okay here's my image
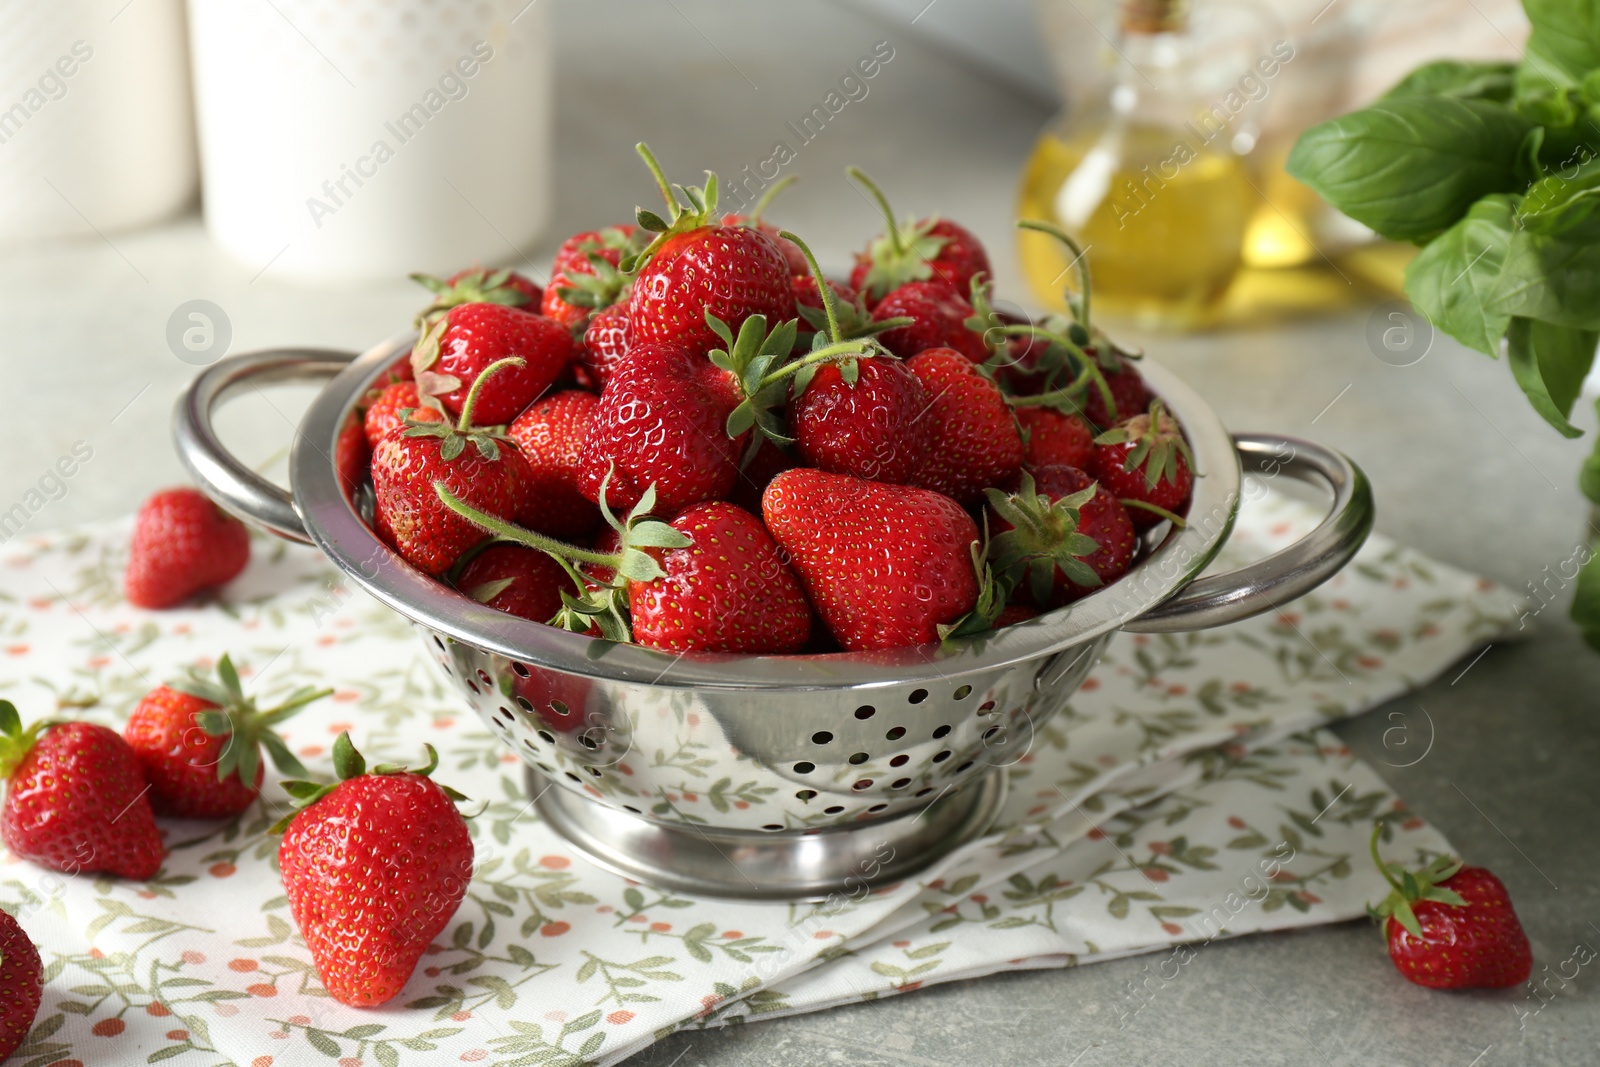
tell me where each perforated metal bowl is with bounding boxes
[174,334,1372,899]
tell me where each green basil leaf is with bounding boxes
[1286,98,1532,242]
[1518,152,1600,237]
[1570,549,1600,652]
[1518,0,1600,93]
[1489,229,1600,328]
[1581,399,1600,503]
[1381,60,1516,102]
[1505,317,1597,438]
[1403,194,1517,356]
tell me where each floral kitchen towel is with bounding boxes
[0,485,1515,1067]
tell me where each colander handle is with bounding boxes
[172,347,359,544]
[1121,433,1374,633]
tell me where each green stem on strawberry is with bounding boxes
[455,357,523,433]
[0,700,49,779]
[1018,218,1093,335]
[270,732,469,835]
[402,357,525,463]
[625,142,723,274]
[781,229,845,346]
[170,652,331,782]
[993,324,1115,416]
[1367,822,1469,940]
[847,166,909,258]
[635,141,681,226]
[1119,499,1188,528]
[748,174,798,222]
[1370,823,1405,897]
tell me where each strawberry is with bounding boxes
[123,654,327,820]
[793,275,857,314]
[629,501,811,653]
[846,167,991,305]
[335,410,370,496]
[507,390,603,539]
[540,226,640,329]
[363,380,444,449]
[729,438,797,515]
[1017,407,1093,470]
[0,702,163,880]
[125,487,251,609]
[1368,825,1532,989]
[411,266,542,328]
[1089,400,1194,529]
[791,357,930,485]
[762,468,980,651]
[872,280,988,363]
[721,174,808,275]
[906,348,1024,506]
[625,144,797,355]
[411,302,574,427]
[0,908,41,1061]
[1083,354,1152,429]
[579,303,630,389]
[274,734,473,1007]
[995,603,1040,628]
[454,543,569,623]
[372,357,535,576]
[995,465,1135,604]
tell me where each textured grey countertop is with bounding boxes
[4,2,1598,1064]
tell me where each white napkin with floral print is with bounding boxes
[0,483,1515,1067]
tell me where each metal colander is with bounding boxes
[175,334,1372,899]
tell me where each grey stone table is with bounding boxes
[3,2,1597,1064]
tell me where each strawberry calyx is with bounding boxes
[269,731,469,835]
[938,531,1011,642]
[846,166,951,303]
[553,228,646,319]
[1000,324,1116,418]
[963,272,1011,361]
[1367,822,1467,940]
[1094,400,1197,488]
[0,701,50,780]
[168,652,329,786]
[622,142,725,274]
[783,228,912,352]
[401,357,525,463]
[411,267,535,330]
[984,471,1104,606]
[708,311,802,460]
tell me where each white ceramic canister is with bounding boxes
[0,0,197,244]
[186,0,551,283]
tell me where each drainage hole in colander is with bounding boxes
[578,733,600,750]
[537,730,555,744]
[811,731,833,745]
[761,824,783,832]
[795,789,817,801]
[794,761,815,774]
[515,696,534,713]
[908,688,929,704]
[496,706,514,723]
[931,750,952,763]
[953,684,972,700]
[914,787,935,797]
[954,760,975,773]
[586,766,602,777]
[854,704,876,719]
[867,803,888,813]
[885,726,906,741]
[477,668,492,686]
[536,763,554,774]
[623,805,641,814]
[889,754,909,767]
[824,805,845,814]
[848,752,869,765]
[982,725,1000,741]
[433,635,447,652]
[550,700,571,717]
[521,738,538,751]
[891,777,911,789]
[564,772,582,783]
[932,724,952,739]
[465,679,480,694]
[852,779,873,790]
[978,700,996,713]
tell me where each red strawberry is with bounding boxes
[1088,400,1194,529]
[729,439,798,515]
[411,303,574,427]
[0,703,163,880]
[793,274,857,313]
[335,410,370,496]
[579,303,630,390]
[629,502,811,653]
[1017,407,1093,469]
[846,167,991,305]
[0,909,41,1061]
[1082,354,1151,430]
[541,226,640,328]
[995,466,1135,604]
[906,348,1024,506]
[123,654,326,819]
[995,603,1040,628]
[762,469,980,651]
[507,390,603,539]
[791,356,931,485]
[1369,826,1532,989]
[721,174,807,274]
[363,380,444,449]
[873,281,987,363]
[372,358,535,576]
[454,543,569,623]
[125,488,251,609]
[275,734,472,1007]
[411,267,542,329]
[626,144,797,354]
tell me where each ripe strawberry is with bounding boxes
[335,410,370,496]
[986,468,1109,608]
[125,487,251,609]
[0,908,41,1061]
[0,703,163,880]
[411,302,573,427]
[729,439,797,515]
[629,501,811,653]
[995,603,1040,628]
[1082,354,1151,429]
[541,226,640,328]
[791,356,929,485]
[1369,826,1532,989]
[363,380,444,449]
[626,144,796,354]
[123,654,326,820]
[721,174,808,275]
[873,280,988,363]
[507,390,602,539]
[793,275,857,314]
[372,358,535,576]
[1088,401,1194,529]
[454,543,569,623]
[999,466,1135,604]
[579,303,630,389]
[411,266,542,328]
[846,167,991,305]
[1017,407,1093,469]
[762,469,980,651]
[275,734,473,1007]
[906,348,1024,506]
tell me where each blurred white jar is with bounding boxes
[0,0,197,243]
[186,0,551,283]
